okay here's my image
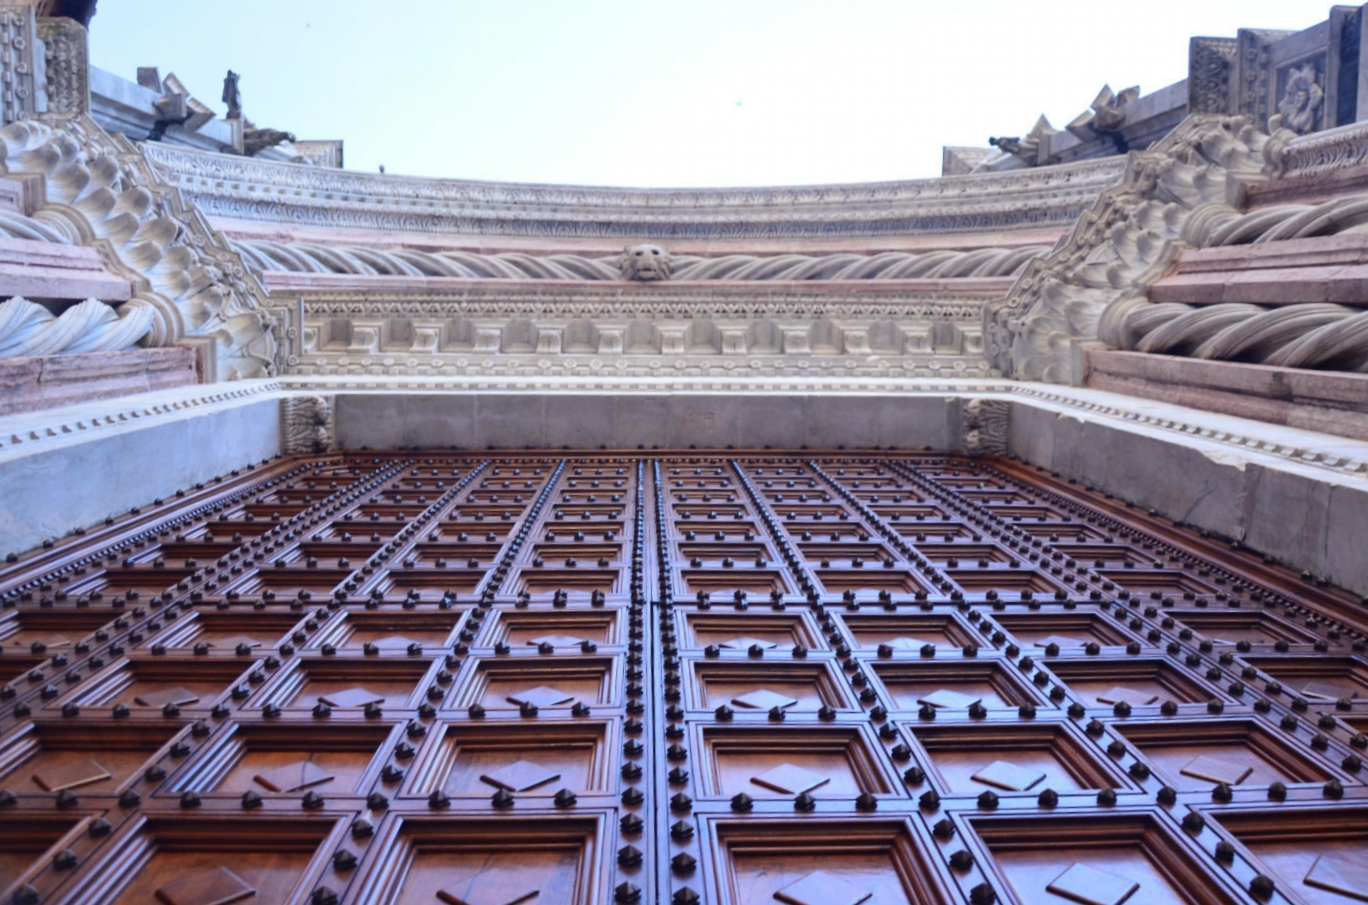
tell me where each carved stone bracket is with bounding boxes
[0,114,277,379]
[958,397,1010,456]
[280,393,334,453]
[984,116,1283,383]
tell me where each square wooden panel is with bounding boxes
[310,612,466,653]
[1212,806,1368,905]
[1240,656,1368,704]
[220,567,353,602]
[403,720,616,798]
[870,660,1048,713]
[53,656,248,714]
[1098,571,1218,600]
[693,725,897,799]
[144,610,303,655]
[1165,611,1319,647]
[813,568,931,596]
[0,816,84,893]
[796,541,897,568]
[915,543,1016,566]
[680,542,774,567]
[944,570,1068,597]
[508,566,622,597]
[840,613,981,653]
[57,817,340,905]
[348,815,608,905]
[480,610,623,649]
[368,567,490,598]
[447,657,619,711]
[1114,720,1339,790]
[1047,659,1224,709]
[909,723,1133,795]
[253,656,438,712]
[972,814,1237,905]
[167,722,398,797]
[706,819,951,905]
[0,610,109,663]
[1018,523,1109,543]
[0,720,183,795]
[684,660,859,713]
[409,540,507,567]
[993,612,1143,650]
[680,569,791,596]
[682,613,821,652]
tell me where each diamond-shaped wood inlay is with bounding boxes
[252,759,335,793]
[884,636,936,650]
[155,866,256,905]
[972,760,1046,792]
[774,870,873,905]
[1302,680,1358,702]
[505,685,576,708]
[1179,754,1253,785]
[1037,635,1085,649]
[211,634,263,651]
[368,634,425,650]
[750,762,831,794]
[318,687,386,709]
[1046,863,1140,905]
[731,688,799,710]
[437,868,539,905]
[1304,853,1368,901]
[720,636,777,650]
[134,686,201,708]
[6,633,70,650]
[479,759,561,792]
[918,689,981,709]
[526,634,587,649]
[31,758,111,792]
[1095,686,1158,706]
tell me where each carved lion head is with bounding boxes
[619,244,672,281]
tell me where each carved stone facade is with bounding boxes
[0,115,278,379]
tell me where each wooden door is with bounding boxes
[1,451,1366,905]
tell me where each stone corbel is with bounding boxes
[842,329,872,355]
[597,328,624,355]
[472,327,501,353]
[536,328,562,354]
[720,328,747,355]
[659,327,687,355]
[782,329,810,354]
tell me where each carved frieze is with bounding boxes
[1188,37,1236,115]
[34,15,87,115]
[140,141,1126,240]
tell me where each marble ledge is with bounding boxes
[266,272,1016,297]
[218,219,1070,258]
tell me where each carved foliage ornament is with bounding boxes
[1269,61,1325,136]
[0,115,277,379]
[984,115,1284,383]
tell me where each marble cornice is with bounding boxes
[141,142,1127,240]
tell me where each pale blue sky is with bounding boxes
[92,1,1335,186]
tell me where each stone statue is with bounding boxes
[1269,62,1324,135]
[242,119,296,156]
[222,70,242,120]
[618,243,672,281]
